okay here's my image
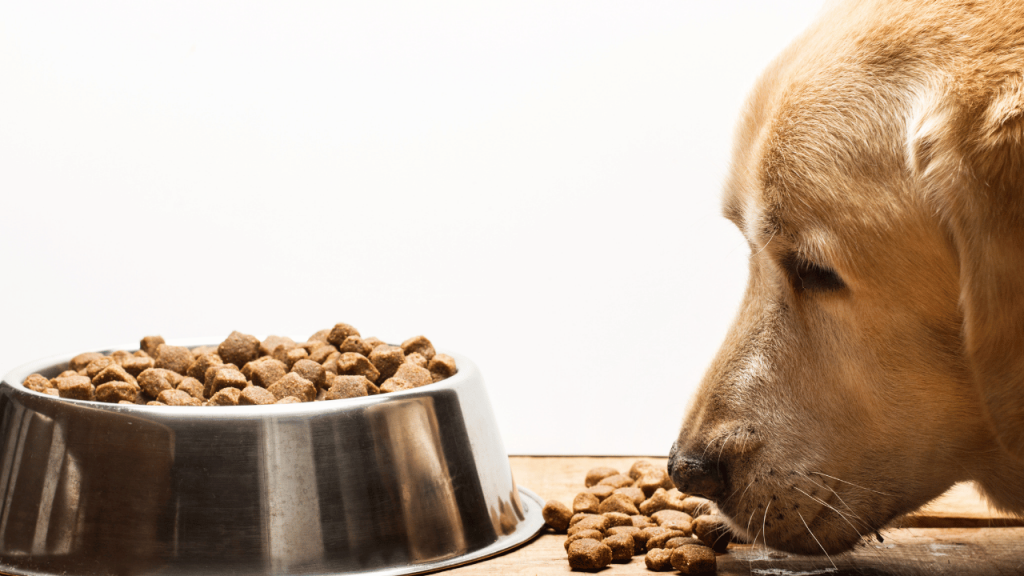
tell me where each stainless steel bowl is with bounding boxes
[0,343,542,576]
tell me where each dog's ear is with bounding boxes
[908,75,1024,460]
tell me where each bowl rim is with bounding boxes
[0,338,477,416]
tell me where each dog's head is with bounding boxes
[670,0,1024,554]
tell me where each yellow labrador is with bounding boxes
[669,0,1024,554]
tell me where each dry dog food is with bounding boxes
[21,323,457,407]
[542,459,730,573]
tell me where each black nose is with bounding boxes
[668,442,726,500]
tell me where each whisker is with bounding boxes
[794,486,866,541]
[798,510,838,571]
[809,471,892,497]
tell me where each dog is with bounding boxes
[668,0,1024,555]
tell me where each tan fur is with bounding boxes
[675,0,1024,554]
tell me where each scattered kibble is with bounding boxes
[541,460,730,573]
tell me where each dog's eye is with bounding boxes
[781,253,846,292]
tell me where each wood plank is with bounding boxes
[448,529,1024,576]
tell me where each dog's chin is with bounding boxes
[714,465,902,556]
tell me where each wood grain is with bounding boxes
[439,457,1024,576]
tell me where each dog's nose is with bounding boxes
[668,442,726,500]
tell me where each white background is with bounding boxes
[0,1,825,455]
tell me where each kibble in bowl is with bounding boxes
[0,328,543,576]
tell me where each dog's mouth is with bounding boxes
[715,466,895,555]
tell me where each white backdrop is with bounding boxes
[0,1,825,455]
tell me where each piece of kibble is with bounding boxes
[671,544,717,574]
[607,526,641,539]
[110,350,133,364]
[210,368,248,395]
[598,474,635,489]
[85,356,117,378]
[405,352,428,369]
[631,515,657,529]
[203,364,239,396]
[574,492,601,514]
[652,510,693,526]
[400,335,436,361]
[680,496,715,518]
[93,364,137,386]
[393,362,432,387]
[140,335,166,357]
[663,537,692,550]
[640,488,688,516]
[247,358,288,389]
[260,335,296,357]
[239,386,276,405]
[564,531,605,551]
[336,353,380,382]
[95,381,141,403]
[603,512,632,528]
[638,469,676,497]
[585,467,620,488]
[379,378,416,393]
[427,353,457,382]
[187,353,223,382]
[177,377,206,401]
[147,401,167,406]
[542,500,573,532]
[157,389,202,407]
[138,368,181,398]
[275,396,302,404]
[284,347,309,368]
[360,336,384,350]
[337,335,372,356]
[70,352,104,372]
[369,346,405,381]
[629,459,660,479]
[55,375,95,401]
[693,515,731,553]
[121,355,155,377]
[217,331,260,367]
[647,530,689,550]
[603,533,635,562]
[155,345,193,375]
[308,344,338,364]
[599,493,639,516]
[567,539,613,571]
[290,359,326,389]
[615,486,646,506]
[569,515,610,534]
[22,374,52,393]
[326,323,360,346]
[587,485,616,500]
[646,548,674,571]
[208,387,242,406]
[267,373,316,402]
[324,376,372,400]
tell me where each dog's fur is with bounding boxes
[673,0,1024,554]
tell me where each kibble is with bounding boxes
[23,324,455,407]
[603,533,635,562]
[567,539,613,571]
[574,492,601,514]
[671,544,716,574]
[644,548,673,571]
[545,459,728,573]
[693,515,731,553]
[542,500,573,532]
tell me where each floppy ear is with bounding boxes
[909,76,1024,460]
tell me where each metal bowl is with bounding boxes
[0,343,542,576]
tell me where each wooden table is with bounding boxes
[444,457,1024,576]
